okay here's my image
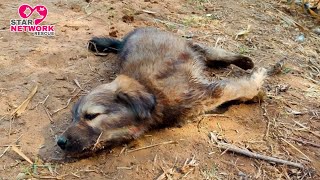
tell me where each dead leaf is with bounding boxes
[235,25,251,40]
[274,9,309,33]
[308,8,320,21]
[11,85,38,117]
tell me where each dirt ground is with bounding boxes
[0,0,319,179]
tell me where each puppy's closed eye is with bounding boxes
[84,113,100,120]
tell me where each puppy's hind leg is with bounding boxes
[88,37,124,55]
[190,43,254,70]
[204,68,267,111]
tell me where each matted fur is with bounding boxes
[57,28,268,155]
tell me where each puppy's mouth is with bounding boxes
[61,126,145,158]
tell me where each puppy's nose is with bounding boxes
[57,136,68,150]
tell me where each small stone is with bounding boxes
[295,34,305,43]
[16,173,27,180]
[313,27,320,35]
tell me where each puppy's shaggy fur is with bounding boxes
[57,28,268,155]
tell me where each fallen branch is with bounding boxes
[209,132,304,169]
[128,140,177,153]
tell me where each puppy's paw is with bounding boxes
[251,67,267,88]
[250,90,266,102]
[232,55,254,70]
[239,67,267,101]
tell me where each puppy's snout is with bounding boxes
[57,136,68,150]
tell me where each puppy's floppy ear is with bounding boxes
[115,75,156,120]
[71,97,83,122]
[117,92,156,120]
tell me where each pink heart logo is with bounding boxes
[18,4,48,25]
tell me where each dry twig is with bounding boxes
[180,155,198,178]
[52,98,72,115]
[281,138,311,161]
[92,131,103,150]
[8,116,14,137]
[0,134,23,158]
[73,79,83,90]
[128,141,177,153]
[31,95,49,110]
[0,146,11,158]
[41,104,54,124]
[209,132,304,169]
[0,115,6,121]
[11,85,38,117]
[116,166,133,170]
[294,121,320,139]
[142,9,156,14]
[289,137,320,148]
[261,104,271,140]
[32,174,69,179]
[11,144,33,164]
[274,8,309,33]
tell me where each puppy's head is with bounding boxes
[57,75,156,155]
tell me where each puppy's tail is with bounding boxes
[87,37,123,55]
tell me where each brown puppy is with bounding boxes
[57,27,267,155]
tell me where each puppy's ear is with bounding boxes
[117,92,156,120]
[71,97,83,122]
[115,75,156,120]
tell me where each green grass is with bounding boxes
[200,164,222,180]
[238,45,251,54]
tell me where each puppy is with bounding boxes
[57,27,268,155]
